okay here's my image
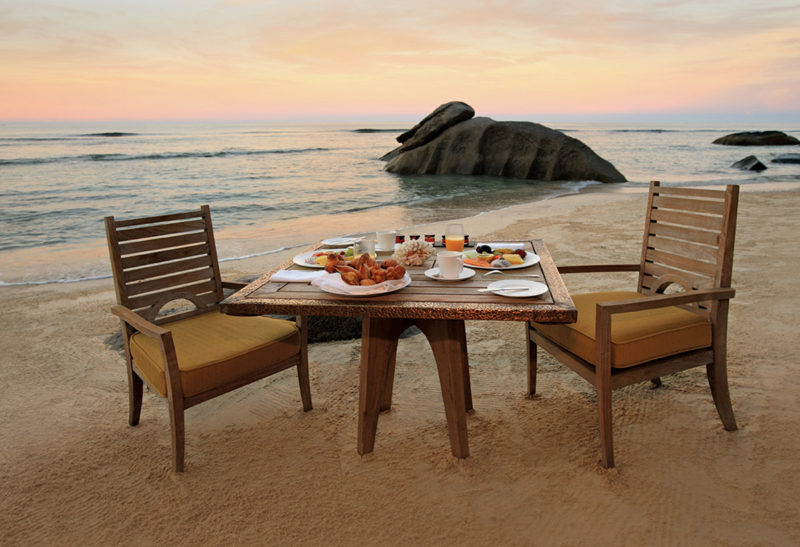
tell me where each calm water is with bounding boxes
[1,120,798,285]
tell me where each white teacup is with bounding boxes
[437,251,463,279]
[376,230,396,250]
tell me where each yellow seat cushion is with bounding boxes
[130,312,300,398]
[532,291,711,368]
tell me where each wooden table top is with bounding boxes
[222,239,576,323]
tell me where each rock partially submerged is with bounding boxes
[713,131,800,146]
[771,153,800,164]
[384,103,626,183]
[731,155,767,172]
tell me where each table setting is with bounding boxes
[276,231,551,299]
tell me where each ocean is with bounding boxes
[1,120,798,286]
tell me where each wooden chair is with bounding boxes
[105,205,312,471]
[528,181,739,468]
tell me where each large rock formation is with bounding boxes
[713,131,800,146]
[383,102,626,183]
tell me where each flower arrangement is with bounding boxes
[392,239,435,266]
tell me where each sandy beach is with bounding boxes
[2,184,799,545]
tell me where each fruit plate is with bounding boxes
[462,252,540,270]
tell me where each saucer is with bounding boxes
[424,267,476,281]
[375,244,398,252]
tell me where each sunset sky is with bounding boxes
[2,0,799,122]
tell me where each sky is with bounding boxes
[1,0,799,122]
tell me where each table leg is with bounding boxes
[416,319,470,458]
[380,344,398,412]
[358,317,412,455]
[458,323,473,412]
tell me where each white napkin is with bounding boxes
[476,242,525,250]
[311,272,410,295]
[270,269,326,282]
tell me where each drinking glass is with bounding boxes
[355,237,375,257]
[445,223,465,252]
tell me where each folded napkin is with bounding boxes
[476,242,526,250]
[270,269,326,282]
[311,272,411,295]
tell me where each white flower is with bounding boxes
[392,239,435,266]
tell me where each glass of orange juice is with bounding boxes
[445,223,465,251]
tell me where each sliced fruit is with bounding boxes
[503,253,524,265]
[464,258,491,267]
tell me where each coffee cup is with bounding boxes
[376,230,396,250]
[437,251,463,279]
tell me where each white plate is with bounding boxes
[321,237,361,246]
[293,249,347,268]
[487,279,548,298]
[375,243,398,252]
[315,273,412,297]
[424,267,476,281]
[463,252,540,270]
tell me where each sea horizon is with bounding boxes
[2,119,799,286]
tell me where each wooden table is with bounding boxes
[222,240,576,458]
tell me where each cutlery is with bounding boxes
[477,286,531,293]
[483,270,540,277]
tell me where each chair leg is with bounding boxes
[527,326,538,397]
[296,315,312,411]
[297,360,312,412]
[596,371,615,468]
[168,395,185,472]
[650,377,662,388]
[708,306,737,431]
[707,358,737,431]
[127,367,143,426]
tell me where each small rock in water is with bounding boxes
[731,155,767,171]
[771,153,800,164]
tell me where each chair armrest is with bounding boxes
[558,263,640,274]
[597,287,735,315]
[111,304,168,339]
[222,280,248,290]
[111,304,182,397]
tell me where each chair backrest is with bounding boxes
[638,181,739,315]
[105,205,225,324]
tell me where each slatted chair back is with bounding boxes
[637,181,739,318]
[105,205,225,324]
